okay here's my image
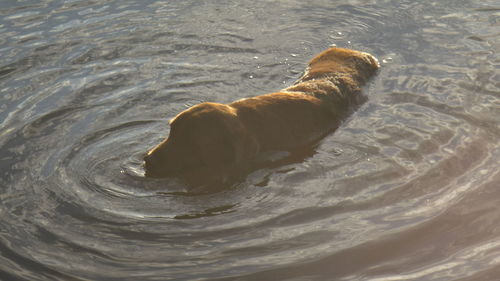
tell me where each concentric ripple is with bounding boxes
[1,0,499,280]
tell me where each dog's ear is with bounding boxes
[193,111,259,168]
[225,117,260,164]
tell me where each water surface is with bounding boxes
[0,0,499,280]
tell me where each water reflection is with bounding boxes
[0,0,499,280]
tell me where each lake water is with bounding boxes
[0,0,499,280]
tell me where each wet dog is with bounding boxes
[144,47,379,186]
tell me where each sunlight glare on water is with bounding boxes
[0,0,499,280]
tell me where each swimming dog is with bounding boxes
[144,47,379,185]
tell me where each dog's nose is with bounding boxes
[143,156,164,178]
[143,154,156,177]
[144,153,157,169]
[144,153,155,169]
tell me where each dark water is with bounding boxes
[1,0,499,280]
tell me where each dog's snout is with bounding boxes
[144,152,158,168]
[143,153,160,177]
[143,152,157,168]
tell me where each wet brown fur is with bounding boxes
[144,47,379,185]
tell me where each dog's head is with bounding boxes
[144,102,259,182]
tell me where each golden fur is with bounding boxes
[144,47,379,185]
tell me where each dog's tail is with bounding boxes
[282,47,379,118]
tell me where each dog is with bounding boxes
[144,47,379,185]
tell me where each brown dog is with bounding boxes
[144,47,379,185]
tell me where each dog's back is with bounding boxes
[230,47,379,150]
